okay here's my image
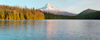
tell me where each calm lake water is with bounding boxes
[0,20,100,40]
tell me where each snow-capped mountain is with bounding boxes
[41,3,60,10]
[40,3,77,16]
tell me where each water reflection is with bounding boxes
[46,20,100,40]
[46,20,59,40]
[0,20,44,29]
[0,20,100,40]
[0,20,46,40]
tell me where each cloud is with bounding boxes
[67,2,93,11]
[78,2,93,4]
[66,1,94,14]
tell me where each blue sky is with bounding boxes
[0,0,100,14]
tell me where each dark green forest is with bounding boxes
[44,11,100,19]
[75,11,100,19]
[75,9,100,19]
[43,12,69,19]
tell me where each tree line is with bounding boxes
[0,5,44,20]
[0,4,100,20]
[43,11,100,19]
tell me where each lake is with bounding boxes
[0,20,100,40]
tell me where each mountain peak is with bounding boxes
[40,4,76,16]
[86,8,97,11]
[46,3,51,6]
[41,3,60,10]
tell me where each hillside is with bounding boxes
[77,9,98,16]
[83,11,100,19]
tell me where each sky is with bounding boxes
[0,0,100,14]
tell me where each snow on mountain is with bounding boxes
[41,3,60,10]
[40,3,77,16]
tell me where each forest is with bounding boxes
[0,5,44,20]
[0,4,100,20]
[75,11,100,19]
[43,9,100,19]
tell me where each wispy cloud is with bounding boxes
[78,2,93,4]
[66,1,93,14]
[67,1,93,11]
